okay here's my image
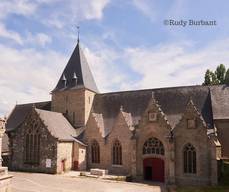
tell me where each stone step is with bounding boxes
[90,169,108,176]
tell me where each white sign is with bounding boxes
[46,159,51,168]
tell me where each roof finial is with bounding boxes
[77,25,80,43]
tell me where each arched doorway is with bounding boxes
[143,137,165,182]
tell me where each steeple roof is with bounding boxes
[53,42,99,93]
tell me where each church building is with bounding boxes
[6,40,229,186]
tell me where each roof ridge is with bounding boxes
[35,108,63,115]
[16,101,51,107]
[97,84,210,96]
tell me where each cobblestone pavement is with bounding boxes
[10,171,165,192]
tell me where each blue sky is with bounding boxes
[0,0,229,116]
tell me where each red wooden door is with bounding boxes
[61,160,66,172]
[143,158,164,182]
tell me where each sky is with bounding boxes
[0,0,229,116]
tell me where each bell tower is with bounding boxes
[51,41,98,128]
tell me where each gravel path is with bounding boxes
[10,171,165,192]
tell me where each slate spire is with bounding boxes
[53,41,99,93]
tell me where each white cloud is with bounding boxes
[125,39,229,89]
[132,0,156,22]
[84,0,110,20]
[0,44,67,116]
[0,0,110,30]
[39,0,110,28]
[84,46,130,92]
[0,24,23,45]
[25,32,52,47]
[0,0,37,20]
[1,37,229,117]
[0,25,51,46]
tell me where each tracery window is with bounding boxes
[24,120,40,164]
[183,143,196,174]
[143,137,164,155]
[112,140,122,165]
[91,140,100,163]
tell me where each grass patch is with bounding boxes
[177,161,229,192]
[177,186,229,192]
[220,161,229,186]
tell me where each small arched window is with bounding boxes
[112,140,122,165]
[91,140,100,163]
[183,143,196,174]
[143,137,164,155]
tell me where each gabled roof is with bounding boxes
[6,101,51,132]
[91,85,214,136]
[35,108,76,141]
[52,42,98,93]
[210,85,229,119]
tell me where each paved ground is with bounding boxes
[10,171,165,192]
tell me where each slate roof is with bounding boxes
[35,109,76,141]
[91,85,214,136]
[52,42,98,93]
[6,101,51,132]
[210,85,229,119]
[6,85,228,140]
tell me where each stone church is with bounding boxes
[5,40,229,186]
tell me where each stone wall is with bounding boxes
[72,142,86,171]
[106,111,133,175]
[9,109,57,173]
[85,89,96,124]
[135,99,174,184]
[84,111,133,175]
[173,102,213,185]
[56,142,73,173]
[215,120,229,158]
[83,98,219,186]
[51,88,95,127]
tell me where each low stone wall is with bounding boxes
[90,169,108,176]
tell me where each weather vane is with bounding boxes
[76,25,80,43]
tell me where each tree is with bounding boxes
[210,71,219,85]
[215,64,226,84]
[225,69,229,85]
[203,64,228,85]
[203,69,212,85]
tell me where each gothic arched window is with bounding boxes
[91,140,100,163]
[183,143,196,174]
[24,121,40,164]
[143,137,164,155]
[112,140,122,165]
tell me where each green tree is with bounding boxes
[210,71,219,85]
[215,64,226,84]
[225,69,229,85]
[203,69,212,85]
[203,64,228,85]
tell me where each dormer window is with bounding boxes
[62,74,67,87]
[187,119,196,129]
[148,112,157,122]
[72,72,78,86]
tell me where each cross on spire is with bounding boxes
[77,25,80,43]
